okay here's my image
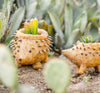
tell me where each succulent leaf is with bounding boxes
[7,7,25,38]
[65,29,82,48]
[48,9,64,43]
[64,4,73,42]
[0,45,18,89]
[44,58,71,93]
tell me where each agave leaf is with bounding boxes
[86,3,97,20]
[74,11,87,33]
[60,14,64,26]
[16,0,21,7]
[39,0,52,11]
[25,0,37,19]
[84,22,92,35]
[2,0,14,19]
[89,27,100,41]
[54,0,65,16]
[48,9,64,42]
[0,0,4,9]
[7,7,25,38]
[0,12,7,40]
[65,29,82,48]
[64,5,73,42]
[55,34,62,50]
[44,58,71,93]
[73,5,84,23]
[16,0,25,7]
[0,45,18,89]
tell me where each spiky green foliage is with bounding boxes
[80,35,93,43]
[38,20,55,36]
[0,0,25,43]
[48,52,54,57]
[44,58,71,93]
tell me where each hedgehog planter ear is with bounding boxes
[10,19,52,69]
[62,42,100,74]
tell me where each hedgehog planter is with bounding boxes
[11,28,51,69]
[62,42,100,74]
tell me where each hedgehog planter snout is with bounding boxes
[11,28,51,69]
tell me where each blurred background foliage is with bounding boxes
[0,0,100,52]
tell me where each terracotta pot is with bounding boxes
[11,28,51,69]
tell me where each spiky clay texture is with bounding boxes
[62,42,100,74]
[10,28,52,69]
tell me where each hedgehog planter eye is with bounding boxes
[10,28,51,69]
[62,42,100,74]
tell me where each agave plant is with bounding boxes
[0,0,25,44]
[48,0,100,50]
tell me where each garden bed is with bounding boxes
[0,56,100,93]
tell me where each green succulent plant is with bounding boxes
[0,0,25,44]
[80,35,93,43]
[24,18,38,35]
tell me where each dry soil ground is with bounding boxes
[0,56,100,93]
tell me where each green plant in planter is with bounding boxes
[30,18,38,35]
[24,18,38,35]
[80,35,93,43]
[38,20,55,37]
[44,58,71,93]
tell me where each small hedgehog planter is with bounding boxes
[11,28,51,69]
[62,42,100,74]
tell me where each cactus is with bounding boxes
[38,20,55,36]
[31,18,38,35]
[38,20,48,30]
[44,58,71,93]
[24,18,38,35]
[80,35,93,43]
[24,22,30,34]
[16,84,40,93]
[0,44,18,89]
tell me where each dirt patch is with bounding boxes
[0,56,100,93]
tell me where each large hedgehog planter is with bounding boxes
[10,28,51,69]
